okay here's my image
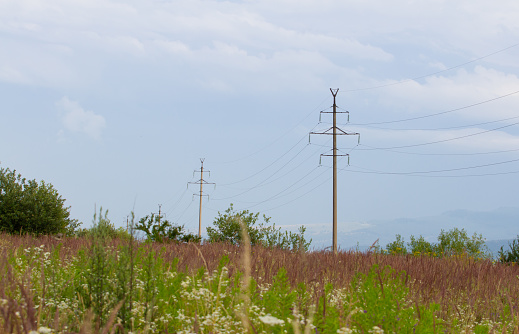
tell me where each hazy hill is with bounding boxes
[284,207,519,256]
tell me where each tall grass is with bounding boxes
[1,232,519,332]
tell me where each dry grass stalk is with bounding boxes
[237,217,255,333]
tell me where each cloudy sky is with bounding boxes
[1,0,519,247]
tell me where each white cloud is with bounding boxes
[377,66,519,121]
[0,66,30,84]
[56,97,106,140]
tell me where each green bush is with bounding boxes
[206,204,311,251]
[0,167,79,235]
[135,213,200,243]
[436,227,489,258]
[498,235,519,264]
[76,208,131,240]
[385,228,490,259]
[408,235,435,255]
[385,234,407,255]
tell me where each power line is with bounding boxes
[245,165,322,209]
[356,145,519,157]
[172,200,193,222]
[214,141,313,200]
[164,188,188,217]
[338,166,519,178]
[349,89,519,126]
[212,95,330,165]
[357,120,519,150]
[259,153,355,212]
[221,140,328,194]
[340,43,519,93]
[357,114,519,132]
[326,156,519,176]
[219,130,314,186]
[261,168,330,212]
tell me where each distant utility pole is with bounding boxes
[309,88,360,254]
[188,159,215,238]
[157,204,163,222]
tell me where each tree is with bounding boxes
[436,227,489,258]
[0,167,79,235]
[206,204,311,251]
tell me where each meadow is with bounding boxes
[1,233,519,334]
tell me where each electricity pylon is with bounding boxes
[188,159,215,238]
[309,88,360,254]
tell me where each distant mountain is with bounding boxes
[282,207,519,255]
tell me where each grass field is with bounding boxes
[1,233,519,333]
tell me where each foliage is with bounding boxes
[76,208,131,240]
[135,213,201,243]
[0,167,79,236]
[436,227,489,258]
[346,265,443,333]
[207,203,311,251]
[79,208,137,330]
[498,235,519,264]
[385,234,407,255]
[385,228,490,259]
[408,235,435,256]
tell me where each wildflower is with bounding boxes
[368,326,384,334]
[259,314,284,325]
[38,327,53,334]
[338,327,354,334]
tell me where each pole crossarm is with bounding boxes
[188,180,216,186]
[309,128,360,143]
[319,109,349,122]
[191,192,210,200]
[319,152,350,165]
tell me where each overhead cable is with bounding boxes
[340,43,519,93]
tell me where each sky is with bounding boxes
[1,0,519,248]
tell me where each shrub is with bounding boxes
[386,227,490,259]
[408,235,435,256]
[436,227,489,259]
[385,234,407,255]
[76,208,131,240]
[498,235,519,264]
[0,167,79,235]
[135,213,200,243]
[206,203,311,251]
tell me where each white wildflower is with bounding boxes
[38,327,53,334]
[259,314,284,326]
[368,326,384,334]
